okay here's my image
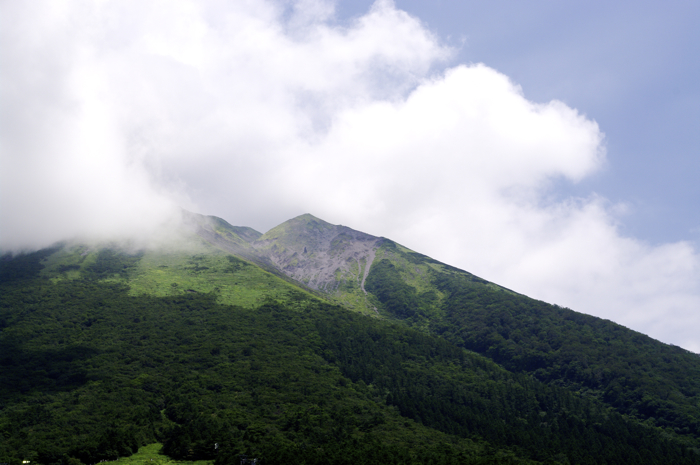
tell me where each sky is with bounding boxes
[1,0,699,351]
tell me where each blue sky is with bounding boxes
[2,0,699,350]
[340,0,700,245]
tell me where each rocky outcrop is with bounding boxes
[251,214,381,293]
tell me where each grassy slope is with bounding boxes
[104,444,212,465]
[38,238,319,309]
[128,248,309,308]
[254,214,333,245]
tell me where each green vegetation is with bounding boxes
[1,247,61,283]
[319,314,699,464]
[365,239,700,453]
[104,443,211,465]
[435,272,700,439]
[36,240,315,309]
[2,213,700,464]
[1,248,536,465]
[365,258,441,323]
[128,249,310,308]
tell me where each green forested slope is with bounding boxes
[435,273,700,430]
[319,314,698,464]
[0,251,508,465]
[3,245,699,464]
[365,239,700,451]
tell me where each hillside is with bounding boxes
[1,212,699,464]
[241,213,700,445]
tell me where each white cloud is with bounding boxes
[1,0,698,351]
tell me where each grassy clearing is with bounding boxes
[40,243,98,282]
[104,443,211,465]
[127,245,317,308]
[332,286,377,316]
[38,240,319,309]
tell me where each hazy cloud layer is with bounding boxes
[2,0,699,351]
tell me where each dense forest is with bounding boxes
[365,243,700,453]
[1,241,700,464]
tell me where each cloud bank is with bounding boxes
[2,0,699,351]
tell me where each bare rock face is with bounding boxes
[251,214,381,294]
[186,211,384,312]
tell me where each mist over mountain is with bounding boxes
[3,1,698,460]
[2,0,699,352]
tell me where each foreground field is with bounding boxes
[104,444,211,465]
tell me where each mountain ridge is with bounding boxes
[1,211,700,464]
[188,211,700,442]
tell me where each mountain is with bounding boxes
[236,213,700,442]
[1,211,699,465]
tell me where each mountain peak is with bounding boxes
[258,213,334,242]
[250,215,380,307]
[288,212,328,224]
